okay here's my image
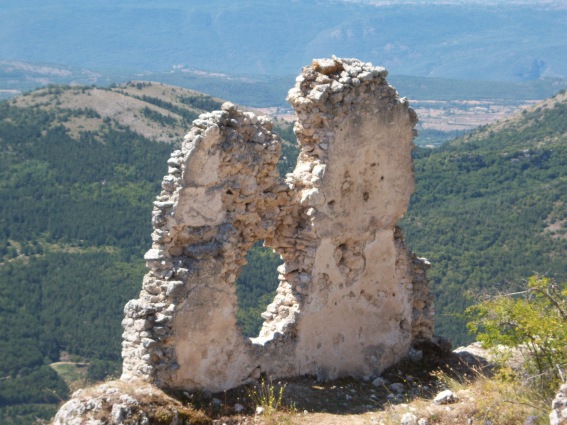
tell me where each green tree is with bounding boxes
[466,276,567,393]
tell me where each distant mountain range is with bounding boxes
[1,0,567,81]
[3,60,567,110]
[4,61,566,151]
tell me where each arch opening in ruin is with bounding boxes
[235,241,283,338]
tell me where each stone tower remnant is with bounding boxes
[119,57,434,392]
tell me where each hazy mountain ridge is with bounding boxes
[2,1,567,80]
[5,60,566,107]
[4,60,566,150]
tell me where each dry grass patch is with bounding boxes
[369,365,549,425]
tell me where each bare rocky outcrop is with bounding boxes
[52,380,210,425]
[55,57,434,422]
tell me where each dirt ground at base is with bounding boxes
[169,340,493,425]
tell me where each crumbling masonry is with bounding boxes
[120,57,434,392]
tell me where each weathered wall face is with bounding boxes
[121,57,434,392]
[266,58,426,380]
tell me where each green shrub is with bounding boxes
[466,276,567,393]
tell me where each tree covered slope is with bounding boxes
[401,90,567,344]
[0,83,293,424]
[0,83,565,423]
[0,83,226,423]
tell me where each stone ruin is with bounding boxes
[120,56,434,390]
[54,57,434,422]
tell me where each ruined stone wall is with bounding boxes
[121,57,434,392]
[121,103,293,389]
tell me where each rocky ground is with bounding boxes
[165,340,503,425]
[54,340,562,424]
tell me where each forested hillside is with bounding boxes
[1,83,565,423]
[401,90,567,344]
[0,83,225,424]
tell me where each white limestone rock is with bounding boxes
[433,389,459,405]
[401,412,418,425]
